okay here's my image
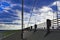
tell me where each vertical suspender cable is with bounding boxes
[27,0,38,27]
[52,2,54,28]
[56,1,58,27]
[34,14,38,24]
[21,0,24,40]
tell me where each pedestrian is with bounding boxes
[30,26,33,31]
[34,24,37,32]
[46,19,51,33]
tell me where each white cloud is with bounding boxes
[52,1,60,6]
[15,10,43,28]
[39,6,52,12]
[4,7,11,10]
[31,6,56,25]
[1,1,60,30]
[15,10,40,29]
[10,4,31,9]
[51,1,60,11]
[32,6,56,23]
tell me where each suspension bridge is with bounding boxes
[0,0,60,40]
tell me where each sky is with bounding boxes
[0,0,60,30]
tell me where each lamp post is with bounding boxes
[21,0,24,40]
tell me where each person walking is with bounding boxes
[34,24,37,32]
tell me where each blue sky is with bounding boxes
[0,0,60,30]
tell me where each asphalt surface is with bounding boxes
[2,29,60,40]
[27,30,60,40]
[2,31,22,40]
[2,30,33,40]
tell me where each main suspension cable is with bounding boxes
[27,0,38,27]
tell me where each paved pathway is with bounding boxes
[2,29,60,40]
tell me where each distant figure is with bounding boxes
[52,27,54,30]
[44,27,45,29]
[30,26,33,31]
[44,19,51,37]
[34,24,37,32]
[46,19,51,33]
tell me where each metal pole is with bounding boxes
[21,0,24,40]
[56,1,58,27]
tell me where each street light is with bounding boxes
[21,0,24,40]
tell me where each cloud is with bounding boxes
[15,10,42,27]
[0,10,21,30]
[51,1,60,11]
[0,0,59,30]
[52,1,60,6]
[23,1,60,28]
[39,6,52,12]
[10,4,31,9]
[32,6,56,22]
[0,24,21,30]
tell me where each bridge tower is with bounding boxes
[53,1,60,29]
